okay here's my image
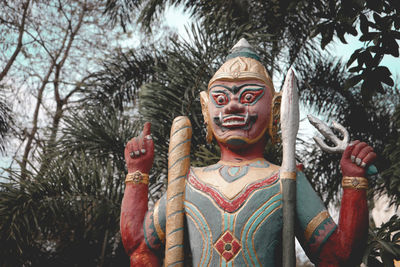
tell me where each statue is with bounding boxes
[120,39,376,266]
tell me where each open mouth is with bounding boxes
[213,112,257,130]
[222,114,248,127]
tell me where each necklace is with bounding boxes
[203,158,271,183]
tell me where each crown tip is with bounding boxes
[231,38,252,51]
[227,38,260,61]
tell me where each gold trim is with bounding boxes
[240,191,282,266]
[153,200,165,244]
[192,164,280,201]
[342,176,368,190]
[251,203,281,266]
[268,92,282,144]
[125,170,149,185]
[185,201,213,266]
[208,57,274,95]
[304,210,330,242]
[280,171,297,180]
[200,91,213,143]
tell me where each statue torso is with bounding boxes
[145,159,335,266]
[185,159,283,266]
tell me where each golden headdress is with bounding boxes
[208,38,275,95]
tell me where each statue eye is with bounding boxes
[244,93,254,102]
[240,89,264,104]
[212,93,229,105]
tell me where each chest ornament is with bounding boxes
[187,170,279,212]
[214,230,241,261]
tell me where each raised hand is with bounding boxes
[340,140,376,177]
[124,122,154,174]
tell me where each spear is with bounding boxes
[280,69,299,267]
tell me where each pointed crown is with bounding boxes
[208,38,274,93]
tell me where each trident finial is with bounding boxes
[307,115,349,153]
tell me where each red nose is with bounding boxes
[224,100,245,114]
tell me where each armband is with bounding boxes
[125,170,149,185]
[342,176,368,190]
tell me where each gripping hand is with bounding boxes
[340,140,376,177]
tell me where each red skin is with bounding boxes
[121,88,377,266]
[120,123,159,266]
[208,79,272,147]
[217,137,267,163]
[317,141,376,266]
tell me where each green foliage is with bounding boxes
[83,47,164,111]
[313,0,400,103]
[0,106,135,266]
[0,91,12,153]
[381,104,400,206]
[0,156,128,266]
[103,0,140,31]
[363,215,400,266]
[59,107,135,164]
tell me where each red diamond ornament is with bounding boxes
[214,231,241,261]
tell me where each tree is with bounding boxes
[312,0,400,103]
[112,0,400,102]
[0,0,30,152]
[0,0,133,177]
[0,0,31,82]
[0,107,133,266]
[0,0,143,265]
[0,90,12,153]
[0,41,171,265]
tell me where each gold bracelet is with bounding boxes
[342,176,368,190]
[125,170,149,185]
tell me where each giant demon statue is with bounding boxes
[120,39,376,267]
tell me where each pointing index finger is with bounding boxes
[143,122,151,136]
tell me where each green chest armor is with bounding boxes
[185,160,282,266]
[144,159,337,266]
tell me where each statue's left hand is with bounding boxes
[340,140,376,177]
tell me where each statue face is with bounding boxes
[208,79,272,147]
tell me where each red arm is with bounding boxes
[120,123,160,267]
[318,141,376,266]
[317,186,368,266]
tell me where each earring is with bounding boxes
[200,91,213,143]
[268,92,282,144]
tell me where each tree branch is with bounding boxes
[0,0,31,82]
